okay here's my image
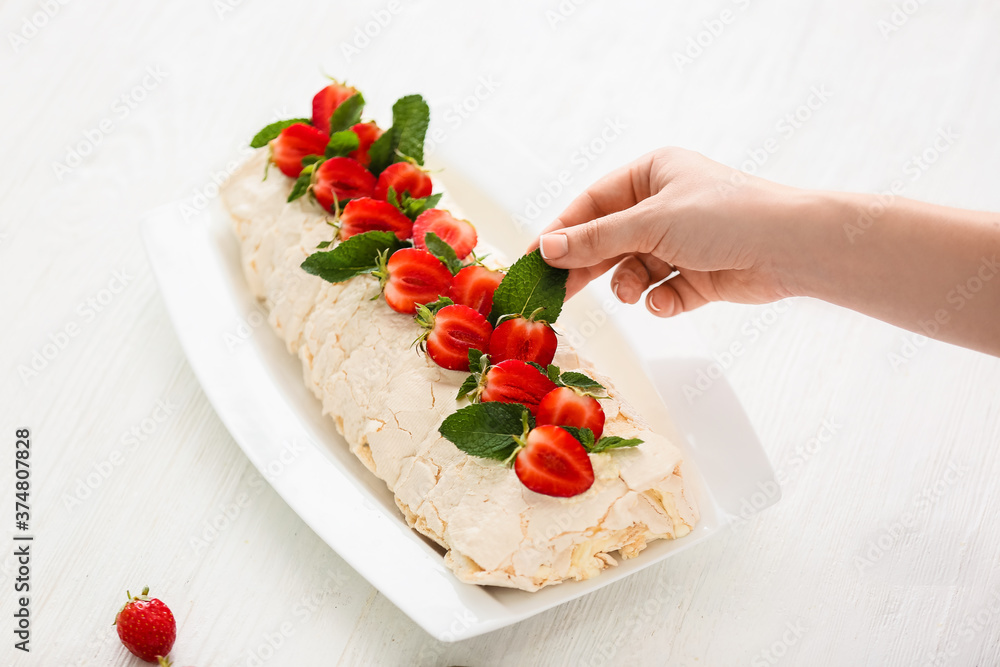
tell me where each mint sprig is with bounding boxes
[367,94,431,176]
[389,189,442,221]
[423,232,463,275]
[543,364,606,395]
[438,402,532,462]
[391,94,430,165]
[326,130,360,158]
[250,118,310,148]
[301,230,406,283]
[589,436,643,453]
[287,163,317,203]
[329,93,364,133]
[487,249,568,326]
[558,425,641,453]
[367,131,395,177]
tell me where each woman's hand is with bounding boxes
[531,147,810,317]
[531,147,1000,356]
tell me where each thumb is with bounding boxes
[538,201,661,269]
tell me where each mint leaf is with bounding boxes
[423,232,462,275]
[397,191,442,221]
[287,164,316,203]
[545,364,561,384]
[367,130,395,177]
[329,92,364,133]
[468,348,489,374]
[559,426,595,449]
[439,402,530,461]
[456,374,480,401]
[558,371,605,394]
[326,130,360,158]
[588,436,643,453]
[316,240,332,249]
[487,249,568,326]
[250,118,310,148]
[423,296,454,312]
[391,94,430,165]
[301,230,405,283]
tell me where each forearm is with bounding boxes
[783,191,1000,355]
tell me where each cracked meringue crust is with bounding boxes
[222,148,699,591]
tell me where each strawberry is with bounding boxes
[271,123,328,178]
[480,359,558,415]
[412,209,478,259]
[313,157,376,212]
[374,161,433,201]
[415,304,492,371]
[452,265,504,317]
[488,313,558,367]
[114,586,176,663]
[513,425,595,497]
[349,121,383,166]
[312,81,358,135]
[339,197,413,241]
[376,248,454,314]
[535,387,606,440]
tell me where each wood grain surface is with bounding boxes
[2,0,999,665]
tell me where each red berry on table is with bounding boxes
[412,209,478,259]
[349,121,383,166]
[480,359,558,415]
[452,265,504,317]
[377,248,454,314]
[312,81,358,135]
[488,315,558,367]
[338,197,413,241]
[374,161,433,201]
[313,157,376,212]
[114,586,176,663]
[535,386,606,441]
[270,123,328,178]
[514,425,595,497]
[415,304,493,371]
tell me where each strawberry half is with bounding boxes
[271,123,328,178]
[480,359,558,415]
[312,81,358,135]
[412,209,478,259]
[514,425,595,497]
[489,314,558,367]
[374,161,433,201]
[339,197,413,241]
[377,248,454,314]
[415,304,492,371]
[535,386,606,441]
[114,586,176,663]
[313,157,376,212]
[349,121,383,166]
[452,265,504,318]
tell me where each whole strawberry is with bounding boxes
[114,586,176,663]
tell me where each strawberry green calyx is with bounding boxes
[411,298,456,351]
[115,586,152,623]
[456,349,490,402]
[502,409,534,467]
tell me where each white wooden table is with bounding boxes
[3,1,1000,665]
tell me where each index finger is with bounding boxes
[526,155,653,252]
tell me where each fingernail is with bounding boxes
[648,295,662,313]
[539,234,568,260]
[612,281,624,303]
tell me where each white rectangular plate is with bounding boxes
[140,168,778,641]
